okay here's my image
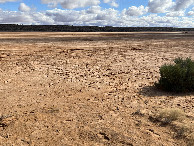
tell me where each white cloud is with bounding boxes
[32,12,55,25]
[166,11,185,17]
[110,1,118,7]
[0,11,33,24]
[124,5,148,16]
[103,0,119,7]
[41,0,100,9]
[148,0,174,13]
[148,0,194,14]
[141,14,192,27]
[0,0,17,3]
[86,6,101,14]
[173,0,193,11]
[18,3,31,12]
[96,8,118,20]
[188,11,194,15]
[46,9,81,23]
[45,8,119,26]
[187,7,194,16]
[103,0,110,3]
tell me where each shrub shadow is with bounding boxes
[139,85,194,97]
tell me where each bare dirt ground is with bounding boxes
[0,32,193,146]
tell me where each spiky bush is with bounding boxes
[155,57,194,92]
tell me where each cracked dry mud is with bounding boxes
[0,32,193,146]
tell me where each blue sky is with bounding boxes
[0,0,193,27]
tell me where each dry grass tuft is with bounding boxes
[154,108,194,145]
[157,108,185,124]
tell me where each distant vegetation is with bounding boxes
[155,57,194,93]
[0,24,194,32]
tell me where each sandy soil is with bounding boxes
[0,32,193,146]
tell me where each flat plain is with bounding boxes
[0,32,193,145]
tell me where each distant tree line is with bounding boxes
[0,24,193,32]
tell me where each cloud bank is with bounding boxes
[0,1,193,27]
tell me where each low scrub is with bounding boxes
[155,57,194,92]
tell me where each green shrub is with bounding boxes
[155,57,194,92]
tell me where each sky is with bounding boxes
[0,0,193,27]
